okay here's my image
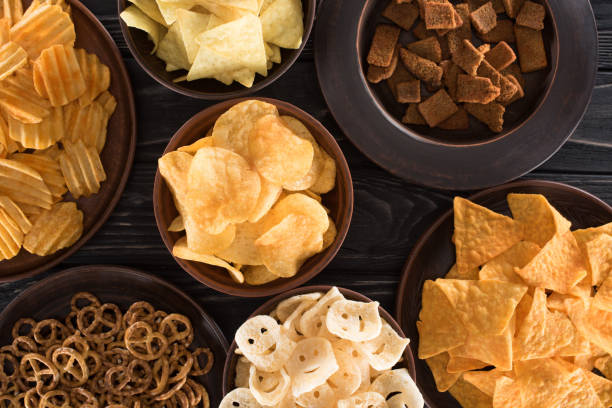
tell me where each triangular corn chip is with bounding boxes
[507,193,572,246]
[479,241,540,283]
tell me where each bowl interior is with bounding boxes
[154,98,353,297]
[395,181,612,408]
[0,265,229,407]
[358,0,559,146]
[222,285,417,395]
[118,0,315,99]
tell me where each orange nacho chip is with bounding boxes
[584,233,612,287]
[594,275,612,312]
[463,370,508,397]
[425,352,462,392]
[447,355,489,373]
[448,377,492,408]
[446,263,480,280]
[479,240,540,283]
[507,193,572,246]
[492,376,522,408]
[566,298,612,356]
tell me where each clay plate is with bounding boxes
[153,98,354,297]
[0,0,137,282]
[395,180,612,408]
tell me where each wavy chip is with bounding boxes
[8,106,63,149]
[33,44,86,106]
[0,157,52,211]
[11,152,67,199]
[23,201,82,255]
[0,41,27,81]
[63,100,108,153]
[0,206,22,260]
[75,48,110,106]
[95,90,117,116]
[0,67,51,123]
[58,140,106,198]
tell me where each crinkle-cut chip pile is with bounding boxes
[159,100,338,286]
[0,0,116,261]
[120,0,304,88]
[416,192,612,408]
[220,287,425,408]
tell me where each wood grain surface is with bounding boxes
[0,0,610,346]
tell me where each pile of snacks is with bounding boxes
[367,0,548,133]
[221,287,424,408]
[121,0,304,88]
[0,0,116,261]
[417,194,612,407]
[0,292,213,408]
[159,100,337,286]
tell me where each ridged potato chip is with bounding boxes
[215,221,263,265]
[0,157,52,211]
[172,236,244,283]
[33,44,86,106]
[285,337,338,397]
[63,100,108,152]
[249,365,290,406]
[326,299,382,342]
[259,0,303,49]
[23,201,83,256]
[0,41,27,81]
[219,388,262,408]
[243,265,278,286]
[249,114,313,186]
[0,67,51,123]
[0,206,22,260]
[295,383,336,408]
[185,215,235,254]
[58,140,106,198]
[76,48,110,106]
[369,368,424,408]
[10,4,75,59]
[0,18,8,45]
[0,195,30,234]
[95,91,117,116]
[120,5,165,54]
[2,0,22,25]
[8,106,63,149]
[359,322,410,371]
[185,147,261,234]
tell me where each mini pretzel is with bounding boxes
[64,311,78,333]
[12,336,37,357]
[71,292,101,312]
[104,365,130,393]
[62,332,90,355]
[153,376,186,401]
[39,390,70,408]
[19,353,59,394]
[190,348,214,376]
[159,314,192,344]
[124,322,167,361]
[23,389,39,408]
[123,302,155,329]
[11,318,37,340]
[120,359,152,396]
[33,320,70,347]
[51,347,89,387]
[167,346,193,383]
[0,395,18,408]
[147,357,169,396]
[70,387,99,408]
[0,352,18,380]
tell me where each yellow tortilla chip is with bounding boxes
[507,193,572,246]
[479,241,540,283]
[516,231,587,294]
[435,278,527,335]
[156,22,190,70]
[567,298,612,355]
[585,234,612,287]
[128,0,166,26]
[120,5,165,54]
[175,9,211,64]
[448,377,492,408]
[417,280,468,359]
[259,0,303,49]
[425,352,461,392]
[453,197,523,275]
[156,0,192,25]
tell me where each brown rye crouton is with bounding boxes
[452,39,485,76]
[402,103,427,125]
[465,102,505,132]
[502,74,525,105]
[382,0,420,31]
[418,89,458,127]
[516,1,545,31]
[478,44,491,53]
[467,0,504,13]
[447,3,472,54]
[456,74,501,104]
[502,0,526,18]
[502,63,525,88]
[485,41,516,71]
[424,1,456,30]
[367,47,399,83]
[478,19,515,43]
[399,48,444,85]
[396,80,421,103]
[441,60,462,99]
[438,107,470,130]
[470,2,497,34]
[514,25,547,73]
[477,60,518,103]
[367,24,401,67]
[412,20,435,40]
[406,36,442,63]
[387,62,416,100]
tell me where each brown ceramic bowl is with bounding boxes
[117,0,315,100]
[395,180,612,408]
[0,0,137,282]
[0,265,229,407]
[153,97,353,297]
[222,285,417,397]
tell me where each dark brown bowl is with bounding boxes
[0,265,229,407]
[315,0,598,190]
[0,0,137,282]
[153,97,354,297]
[395,180,612,408]
[117,0,315,100]
[222,285,417,396]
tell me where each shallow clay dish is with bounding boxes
[315,0,598,190]
[0,265,229,407]
[0,0,137,282]
[153,98,353,298]
[222,285,417,396]
[395,180,612,408]
[117,0,315,100]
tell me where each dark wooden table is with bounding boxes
[1,0,610,344]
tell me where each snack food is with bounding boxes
[120,0,304,88]
[416,193,612,407]
[159,100,338,286]
[221,287,425,408]
[0,292,213,408]
[0,0,116,261]
[366,0,550,134]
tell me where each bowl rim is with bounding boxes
[153,97,354,298]
[116,0,316,100]
[356,0,561,148]
[394,179,612,407]
[221,284,418,396]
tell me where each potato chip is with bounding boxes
[120,5,166,54]
[517,231,587,294]
[249,365,290,406]
[507,193,572,246]
[23,201,82,255]
[0,18,8,45]
[2,0,22,25]
[286,337,338,397]
[0,41,27,81]
[8,106,63,150]
[33,44,85,106]
[10,4,74,59]
[479,240,540,283]
[0,206,22,260]
[178,137,214,155]
[309,149,336,195]
[322,217,337,250]
[248,177,282,223]
[259,0,302,49]
[0,157,52,211]
[566,298,612,355]
[219,388,262,408]
[260,193,329,236]
[58,140,106,198]
[0,195,30,233]
[0,67,51,124]
[425,352,461,392]
[167,215,184,232]
[369,368,424,408]
[211,100,278,159]
[359,321,410,371]
[585,234,612,287]
[453,197,523,274]
[189,15,267,81]
[215,221,262,265]
[337,392,386,408]
[185,147,260,234]
[448,377,492,408]
[243,265,278,286]
[326,299,382,342]
[176,9,211,64]
[75,48,110,107]
[172,237,244,283]
[128,0,166,25]
[279,115,324,191]
[295,383,337,408]
[95,91,117,116]
[158,150,192,213]
[185,216,235,254]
